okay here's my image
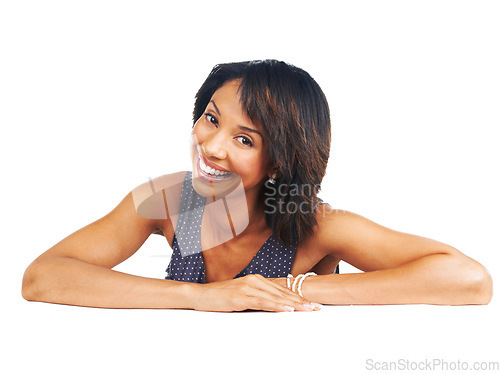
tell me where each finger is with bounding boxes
[247,275,300,299]
[268,277,287,288]
[245,295,315,313]
[253,275,313,303]
[247,288,318,312]
[244,277,316,311]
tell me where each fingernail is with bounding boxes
[283,305,295,312]
[302,303,315,309]
[311,302,323,309]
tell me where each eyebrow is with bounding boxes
[238,125,264,141]
[210,100,221,116]
[209,100,264,141]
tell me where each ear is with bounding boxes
[267,165,279,179]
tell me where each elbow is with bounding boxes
[21,271,35,301]
[462,258,493,305]
[474,266,493,305]
[21,263,43,302]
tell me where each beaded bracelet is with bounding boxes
[286,274,294,290]
[286,272,317,297]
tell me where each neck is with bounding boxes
[217,181,268,231]
[200,180,270,251]
[241,182,269,236]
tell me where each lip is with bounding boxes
[198,152,229,172]
[196,158,234,182]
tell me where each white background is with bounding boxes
[1,0,499,373]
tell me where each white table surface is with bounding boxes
[6,241,499,374]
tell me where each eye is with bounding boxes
[237,136,253,147]
[204,113,218,126]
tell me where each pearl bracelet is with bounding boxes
[286,272,317,297]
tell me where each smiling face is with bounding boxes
[190,80,273,201]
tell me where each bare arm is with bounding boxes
[299,207,493,305]
[22,256,200,309]
[21,191,200,309]
[22,186,314,312]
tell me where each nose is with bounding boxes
[202,133,227,160]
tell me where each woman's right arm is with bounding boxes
[21,189,314,312]
[21,191,198,309]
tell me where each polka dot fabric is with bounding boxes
[174,172,206,258]
[165,171,339,284]
[165,171,207,282]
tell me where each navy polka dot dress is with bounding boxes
[165,171,338,283]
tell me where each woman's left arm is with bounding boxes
[300,206,493,305]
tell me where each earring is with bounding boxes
[267,173,277,185]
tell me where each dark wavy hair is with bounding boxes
[192,59,331,247]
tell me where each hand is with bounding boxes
[267,276,289,289]
[192,274,321,312]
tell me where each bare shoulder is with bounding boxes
[312,204,380,249]
[297,204,351,263]
[312,205,383,246]
[311,204,460,272]
[132,171,188,246]
[305,204,358,258]
[25,172,190,272]
[132,171,187,217]
[28,189,161,271]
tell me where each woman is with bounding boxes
[21,59,493,312]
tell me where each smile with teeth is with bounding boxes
[198,155,231,177]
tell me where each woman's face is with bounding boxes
[190,79,272,200]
